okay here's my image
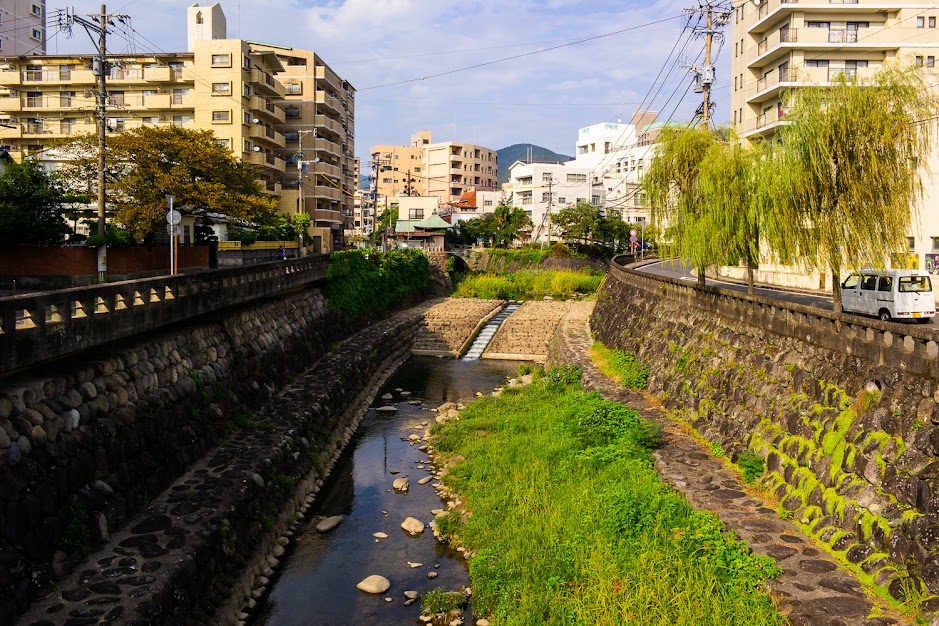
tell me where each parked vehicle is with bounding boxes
[840,269,936,323]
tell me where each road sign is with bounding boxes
[630,229,638,237]
[630,235,638,243]
[166,210,181,225]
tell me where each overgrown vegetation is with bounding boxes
[59,503,90,555]
[736,451,765,483]
[322,248,430,319]
[589,341,650,389]
[431,367,783,626]
[453,268,601,300]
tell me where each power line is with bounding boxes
[358,15,686,90]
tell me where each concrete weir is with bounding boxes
[463,303,520,360]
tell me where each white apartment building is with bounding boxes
[0,0,45,56]
[506,112,661,243]
[730,0,939,284]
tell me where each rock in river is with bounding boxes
[356,575,391,594]
[316,516,344,533]
[401,517,425,535]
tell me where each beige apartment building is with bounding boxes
[0,3,355,251]
[370,130,498,205]
[0,0,45,56]
[730,0,939,283]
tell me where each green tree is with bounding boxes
[0,160,70,246]
[553,201,601,244]
[55,126,278,238]
[765,64,939,312]
[372,205,399,246]
[644,124,721,288]
[491,204,532,248]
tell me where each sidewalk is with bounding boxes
[552,302,910,626]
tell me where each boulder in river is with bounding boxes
[356,575,391,594]
[401,517,425,535]
[316,516,344,533]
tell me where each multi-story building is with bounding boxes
[0,2,354,252]
[504,112,660,243]
[0,0,45,56]
[370,130,498,205]
[421,134,498,203]
[730,0,939,281]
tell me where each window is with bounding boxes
[558,197,566,204]
[566,173,586,183]
[31,4,41,16]
[914,56,922,67]
[734,75,738,91]
[244,56,251,69]
[806,59,829,67]
[60,91,74,106]
[861,275,878,291]
[211,82,231,94]
[931,16,937,27]
[846,22,869,30]
[244,140,251,152]
[214,138,231,148]
[909,236,916,251]
[173,115,190,125]
[211,54,230,66]
[484,200,493,207]
[212,110,230,122]
[930,57,936,68]
[918,17,926,28]
[285,106,300,118]
[900,275,932,293]
[243,85,251,97]
[542,192,552,202]
[382,177,392,183]
[31,29,41,41]
[542,172,553,182]
[142,116,158,124]
[932,236,939,251]
[409,208,424,219]
[878,276,893,292]
[806,21,830,28]
[284,83,301,95]
[842,274,860,289]
[414,166,421,172]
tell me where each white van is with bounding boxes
[841,269,935,323]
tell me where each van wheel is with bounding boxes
[879,309,892,322]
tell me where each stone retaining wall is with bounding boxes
[17,305,426,626]
[0,286,347,623]
[485,300,593,361]
[412,298,504,357]
[592,262,939,613]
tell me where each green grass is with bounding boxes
[453,268,603,300]
[590,341,650,390]
[431,367,783,626]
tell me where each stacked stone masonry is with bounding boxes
[412,298,504,356]
[485,300,594,361]
[592,260,939,616]
[16,302,427,625]
[0,287,350,623]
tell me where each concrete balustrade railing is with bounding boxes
[610,256,939,380]
[0,255,328,374]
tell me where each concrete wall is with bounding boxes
[592,260,939,612]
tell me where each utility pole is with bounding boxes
[62,5,129,282]
[546,173,554,246]
[685,1,730,126]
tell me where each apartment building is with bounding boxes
[421,134,498,203]
[0,3,355,252]
[730,0,939,280]
[369,142,422,198]
[504,112,659,243]
[0,0,46,56]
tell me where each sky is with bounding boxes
[45,0,730,170]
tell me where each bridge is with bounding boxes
[0,255,328,375]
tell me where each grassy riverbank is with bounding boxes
[452,268,602,300]
[430,366,783,626]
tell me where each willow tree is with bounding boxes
[645,124,759,288]
[698,133,766,294]
[645,125,713,287]
[765,64,939,313]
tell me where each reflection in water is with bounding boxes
[251,357,522,626]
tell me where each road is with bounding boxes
[635,259,936,327]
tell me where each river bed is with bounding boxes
[250,356,522,626]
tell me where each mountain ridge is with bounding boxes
[496,144,573,185]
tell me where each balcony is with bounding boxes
[314,66,340,92]
[313,90,342,114]
[313,114,342,136]
[251,96,285,123]
[248,151,286,172]
[750,0,880,35]
[317,138,341,157]
[22,67,76,84]
[251,68,285,98]
[0,96,21,112]
[312,208,343,224]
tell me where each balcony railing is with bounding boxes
[781,28,797,42]
[828,66,859,81]
[828,30,859,43]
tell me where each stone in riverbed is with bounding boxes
[400,391,412,397]
[418,476,433,485]
[393,477,409,492]
[376,406,398,414]
[316,516,344,532]
[356,575,390,594]
[381,393,394,400]
[401,517,425,535]
[404,591,419,600]
[373,532,388,539]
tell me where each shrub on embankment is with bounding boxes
[322,248,430,319]
[452,268,602,300]
[430,366,783,625]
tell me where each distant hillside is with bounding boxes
[496,144,573,185]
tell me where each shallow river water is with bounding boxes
[250,356,522,626]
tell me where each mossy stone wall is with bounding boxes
[592,263,939,610]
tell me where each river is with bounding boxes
[250,356,522,626]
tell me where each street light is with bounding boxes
[166,194,180,275]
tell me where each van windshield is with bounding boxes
[898,276,932,293]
